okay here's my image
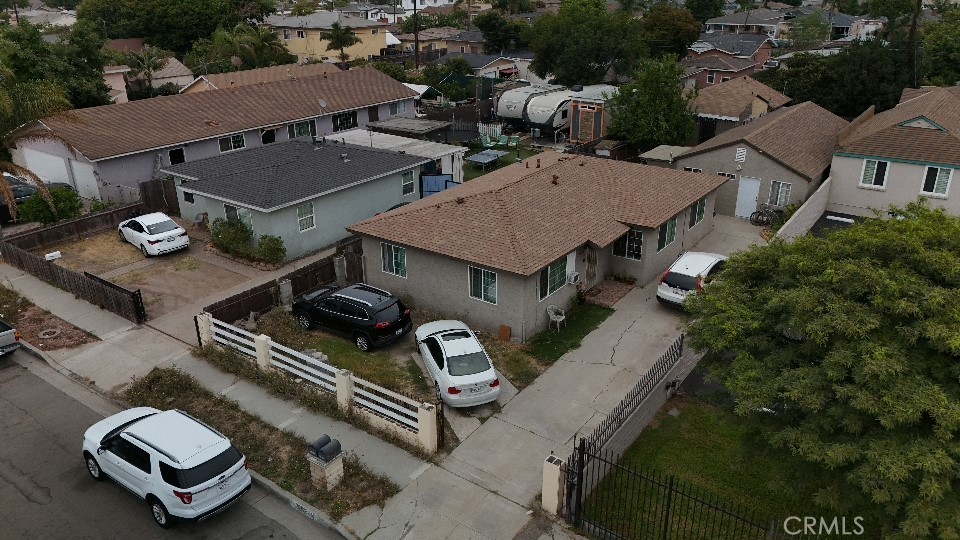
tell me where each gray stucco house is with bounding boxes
[348,154,725,341]
[12,67,417,203]
[674,101,848,219]
[827,86,960,217]
[161,139,429,260]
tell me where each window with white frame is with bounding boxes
[768,181,792,206]
[717,171,736,179]
[332,110,358,132]
[168,148,185,165]
[721,76,731,82]
[297,202,315,231]
[657,217,677,251]
[381,243,407,277]
[735,147,747,162]
[460,45,466,53]
[371,29,379,35]
[860,159,888,187]
[683,166,703,173]
[390,101,406,115]
[538,257,566,300]
[921,166,952,196]
[707,70,716,84]
[282,29,290,40]
[689,197,706,228]
[287,120,316,139]
[224,204,251,227]
[469,266,497,304]
[612,228,643,260]
[183,192,195,204]
[296,30,305,39]
[401,171,415,195]
[218,134,245,152]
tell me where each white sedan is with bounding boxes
[416,320,501,407]
[119,212,190,257]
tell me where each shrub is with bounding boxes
[89,199,115,213]
[210,218,253,257]
[18,188,83,224]
[256,235,286,264]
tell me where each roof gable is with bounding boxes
[691,76,792,119]
[896,116,946,131]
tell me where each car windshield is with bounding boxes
[146,219,179,235]
[165,445,243,489]
[664,272,700,291]
[447,351,490,377]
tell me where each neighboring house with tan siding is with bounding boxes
[264,12,388,62]
[347,154,724,340]
[394,26,461,52]
[689,76,791,144]
[179,63,342,94]
[827,86,960,217]
[674,102,848,219]
[12,68,417,202]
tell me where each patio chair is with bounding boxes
[481,134,496,148]
[496,134,509,146]
[507,135,520,148]
[547,305,566,332]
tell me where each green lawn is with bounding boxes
[527,304,614,363]
[582,397,829,538]
[463,146,542,182]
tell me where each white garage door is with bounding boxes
[21,148,70,184]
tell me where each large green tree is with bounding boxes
[640,4,702,59]
[398,11,469,33]
[922,10,960,85]
[687,202,960,538]
[528,0,646,85]
[185,24,297,75]
[607,56,695,150]
[473,11,529,54]
[685,0,723,23]
[786,12,832,52]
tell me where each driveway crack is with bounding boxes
[609,314,644,365]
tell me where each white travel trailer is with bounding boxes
[495,85,565,124]
[527,84,618,133]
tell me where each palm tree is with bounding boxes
[0,62,72,220]
[321,22,362,63]
[126,46,170,90]
[234,24,293,68]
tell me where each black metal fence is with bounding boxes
[568,443,804,540]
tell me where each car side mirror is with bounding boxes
[97,446,106,455]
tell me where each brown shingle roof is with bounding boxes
[106,38,145,53]
[681,55,755,74]
[840,87,960,167]
[682,101,848,180]
[40,67,417,161]
[186,63,343,91]
[691,76,791,119]
[348,155,725,276]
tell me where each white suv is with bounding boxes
[82,407,252,528]
[656,252,728,308]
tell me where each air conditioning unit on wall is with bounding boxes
[567,272,581,285]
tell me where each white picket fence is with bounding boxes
[202,314,436,451]
[477,121,503,138]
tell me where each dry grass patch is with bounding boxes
[45,229,143,274]
[123,367,399,520]
[479,336,545,390]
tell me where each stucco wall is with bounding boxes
[179,165,421,259]
[827,155,960,217]
[777,177,832,241]
[280,27,388,61]
[674,146,816,216]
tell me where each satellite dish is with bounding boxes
[318,99,328,108]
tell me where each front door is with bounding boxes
[735,177,761,218]
[584,246,598,286]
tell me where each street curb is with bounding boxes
[247,470,358,540]
[17,339,129,406]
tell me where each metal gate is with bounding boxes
[421,174,457,198]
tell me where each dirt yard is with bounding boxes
[0,285,96,351]
[46,229,143,275]
[112,254,247,318]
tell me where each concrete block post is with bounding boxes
[254,334,271,369]
[336,370,353,410]
[333,255,347,286]
[278,279,293,311]
[307,453,344,490]
[542,454,565,516]
[196,312,214,347]
[417,402,439,454]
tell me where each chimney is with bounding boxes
[552,175,559,185]
[456,197,465,204]
[526,162,529,168]
[536,158,541,168]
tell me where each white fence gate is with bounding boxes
[477,121,503,138]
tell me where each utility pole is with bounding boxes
[414,0,420,69]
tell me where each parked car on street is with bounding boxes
[292,283,413,351]
[415,320,500,407]
[118,212,189,257]
[82,407,252,528]
[656,252,727,308]
[0,318,20,356]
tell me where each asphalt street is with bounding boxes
[0,350,342,540]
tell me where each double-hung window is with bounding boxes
[390,101,406,115]
[468,266,497,304]
[401,171,415,195]
[657,217,677,251]
[381,242,407,277]
[921,166,952,196]
[612,228,643,260]
[224,204,252,227]
[296,30,305,39]
[297,202,315,231]
[768,181,792,206]
[538,257,566,300]
[860,159,888,188]
[218,134,245,153]
[689,197,706,228]
[287,120,316,139]
[332,111,358,132]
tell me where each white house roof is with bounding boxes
[386,31,401,45]
[402,83,433,97]
[335,128,466,159]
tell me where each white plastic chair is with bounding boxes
[547,305,566,332]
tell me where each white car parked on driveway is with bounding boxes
[416,320,501,407]
[656,252,727,308]
[119,212,189,257]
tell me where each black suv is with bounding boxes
[292,283,413,351]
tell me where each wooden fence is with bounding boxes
[0,242,146,323]
[139,177,180,216]
[3,203,143,251]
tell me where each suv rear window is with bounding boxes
[375,300,404,322]
[663,272,700,291]
[160,445,243,488]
